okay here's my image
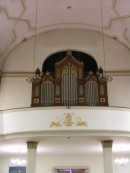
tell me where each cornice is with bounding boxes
[1,71,34,77]
[1,105,130,114]
[1,70,130,77]
[106,70,130,76]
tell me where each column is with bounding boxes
[101,140,113,173]
[26,141,38,173]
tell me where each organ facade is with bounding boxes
[31,50,108,107]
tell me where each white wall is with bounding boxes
[108,76,130,107]
[2,29,130,72]
[37,154,103,173]
[0,29,130,173]
[0,154,130,173]
[0,77,31,109]
[0,29,130,109]
[1,107,130,135]
[0,156,26,173]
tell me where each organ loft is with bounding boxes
[31,50,108,107]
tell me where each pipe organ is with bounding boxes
[31,50,108,107]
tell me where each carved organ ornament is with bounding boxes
[31,50,108,107]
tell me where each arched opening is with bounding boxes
[42,50,98,76]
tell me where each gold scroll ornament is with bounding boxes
[50,113,87,127]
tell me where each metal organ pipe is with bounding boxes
[85,81,99,106]
[61,65,78,106]
[41,81,54,106]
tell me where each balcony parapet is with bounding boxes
[0,106,130,137]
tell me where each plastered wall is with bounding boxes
[0,154,130,173]
[0,29,130,110]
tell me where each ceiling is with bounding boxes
[0,0,130,157]
[0,0,130,64]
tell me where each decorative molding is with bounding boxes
[101,140,113,148]
[106,70,130,76]
[105,14,130,31]
[1,70,130,77]
[123,27,130,42]
[0,0,130,58]
[0,0,34,30]
[105,0,130,43]
[50,113,87,127]
[27,141,38,149]
[50,116,62,127]
[1,71,34,77]
[0,29,17,58]
[76,117,88,127]
[0,70,1,85]
[63,113,75,126]
[0,0,34,58]
[37,22,101,31]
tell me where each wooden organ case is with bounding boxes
[31,51,108,107]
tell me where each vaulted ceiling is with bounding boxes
[0,0,130,64]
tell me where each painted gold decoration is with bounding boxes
[62,68,67,75]
[112,35,118,40]
[100,97,106,102]
[0,0,34,58]
[22,37,28,42]
[67,49,72,57]
[63,113,74,126]
[50,113,87,128]
[72,67,77,77]
[76,117,87,127]
[105,0,130,43]
[46,71,50,76]
[79,97,84,103]
[34,98,39,103]
[56,69,61,78]
[89,71,93,75]
[55,98,60,103]
[1,0,130,59]
[50,116,61,127]
[63,113,75,126]
[79,69,83,79]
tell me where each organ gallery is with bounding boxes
[31,50,108,107]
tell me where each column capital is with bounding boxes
[101,140,113,148]
[27,141,38,149]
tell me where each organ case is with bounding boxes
[31,51,108,107]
